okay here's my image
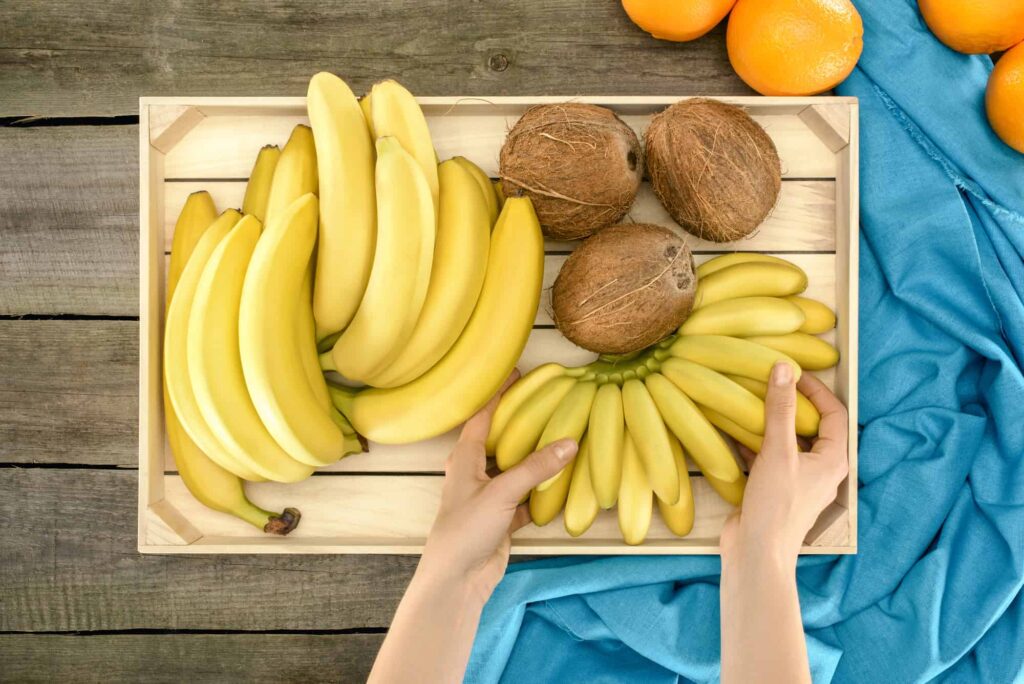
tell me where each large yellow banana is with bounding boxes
[487,363,571,454]
[535,381,598,491]
[745,333,840,370]
[726,375,821,437]
[707,470,747,506]
[165,210,263,481]
[696,252,799,278]
[263,125,318,229]
[330,197,544,444]
[307,72,377,339]
[657,435,694,537]
[494,376,578,471]
[564,437,600,537]
[167,191,217,301]
[239,194,350,467]
[618,431,653,545]
[668,334,801,382]
[699,405,764,453]
[241,145,281,223]
[369,79,439,213]
[621,379,680,505]
[494,180,505,209]
[644,372,743,484]
[188,216,314,483]
[529,453,576,526]
[661,358,766,434]
[328,137,435,383]
[694,262,807,309]
[360,93,375,138]
[787,296,836,334]
[370,159,490,388]
[164,199,296,532]
[588,382,625,509]
[679,296,805,337]
[453,156,499,225]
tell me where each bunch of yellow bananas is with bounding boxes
[487,253,839,545]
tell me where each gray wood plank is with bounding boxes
[0,125,138,316]
[0,320,137,465]
[0,633,383,683]
[0,467,418,631]
[0,1,748,117]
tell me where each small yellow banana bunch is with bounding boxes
[487,253,839,545]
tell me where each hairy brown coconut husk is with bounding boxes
[645,98,781,242]
[500,103,643,240]
[551,223,697,354]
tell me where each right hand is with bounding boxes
[720,362,850,563]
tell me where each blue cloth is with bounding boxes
[467,1,1024,681]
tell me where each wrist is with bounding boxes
[415,550,489,612]
[721,532,798,582]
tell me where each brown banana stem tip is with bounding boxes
[264,507,302,535]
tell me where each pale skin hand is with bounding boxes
[368,372,578,684]
[719,362,850,684]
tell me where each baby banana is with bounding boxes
[167,191,217,301]
[487,363,571,454]
[188,216,314,483]
[370,159,490,388]
[745,333,840,370]
[621,379,680,505]
[618,431,653,545]
[693,261,808,309]
[307,72,376,339]
[564,437,600,537]
[453,156,499,225]
[696,252,799,278]
[495,376,578,471]
[241,145,281,223]
[644,372,743,484]
[787,296,837,334]
[669,334,801,382]
[535,381,598,491]
[263,125,318,229]
[529,453,576,526]
[679,296,805,337]
[331,197,544,444]
[726,375,821,437]
[657,435,694,537]
[699,405,764,453]
[661,358,766,434]
[329,137,436,383]
[239,194,350,467]
[588,382,625,509]
[369,79,439,213]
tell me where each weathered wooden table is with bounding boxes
[0,3,752,680]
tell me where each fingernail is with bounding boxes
[553,440,577,461]
[773,362,793,386]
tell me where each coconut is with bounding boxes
[551,223,696,354]
[645,98,781,242]
[500,103,643,240]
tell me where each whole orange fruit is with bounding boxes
[622,0,738,42]
[918,0,1024,54]
[727,0,864,96]
[987,42,1024,153]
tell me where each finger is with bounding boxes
[762,361,799,456]
[458,370,521,447]
[737,444,757,468]
[508,503,532,533]
[490,438,577,505]
[797,374,849,456]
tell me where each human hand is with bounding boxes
[720,363,849,565]
[419,372,579,603]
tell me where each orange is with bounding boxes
[918,0,1024,55]
[622,0,738,42]
[987,41,1024,153]
[726,0,864,96]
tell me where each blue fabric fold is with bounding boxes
[466,0,1024,681]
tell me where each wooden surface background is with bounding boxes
[0,2,753,681]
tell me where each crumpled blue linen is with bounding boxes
[466,0,1024,681]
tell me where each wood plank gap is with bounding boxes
[0,314,139,321]
[0,463,136,471]
[0,628,389,636]
[0,115,138,127]
[165,177,249,183]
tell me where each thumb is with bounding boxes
[762,362,798,456]
[490,438,578,505]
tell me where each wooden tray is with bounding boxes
[139,95,858,554]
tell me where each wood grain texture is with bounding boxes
[0,633,382,683]
[0,467,417,631]
[0,2,749,117]
[0,125,138,316]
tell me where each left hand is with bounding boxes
[419,372,579,603]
